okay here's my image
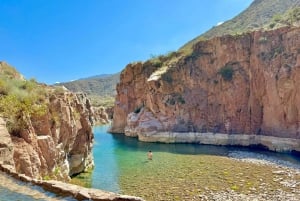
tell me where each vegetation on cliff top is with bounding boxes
[0,62,48,135]
[267,7,300,29]
[144,1,300,84]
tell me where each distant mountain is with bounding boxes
[181,0,300,51]
[56,73,120,107]
[77,74,113,81]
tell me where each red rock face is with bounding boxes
[7,92,94,180]
[111,27,300,140]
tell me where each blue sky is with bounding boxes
[0,0,253,84]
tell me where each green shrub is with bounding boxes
[150,54,165,68]
[272,14,282,23]
[0,63,19,78]
[21,79,37,92]
[0,75,47,135]
[269,23,275,28]
[43,175,51,180]
[177,95,185,104]
[50,111,61,126]
[218,65,234,81]
[0,93,47,134]
[286,7,300,24]
[53,86,66,94]
[165,51,178,59]
[162,74,173,83]
[134,105,143,114]
[268,7,300,28]
[0,78,8,95]
[152,59,163,68]
[54,167,61,176]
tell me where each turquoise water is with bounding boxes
[90,125,300,193]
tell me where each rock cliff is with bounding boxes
[92,106,110,125]
[0,118,15,168]
[0,90,94,180]
[110,26,300,152]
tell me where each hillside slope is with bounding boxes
[56,73,120,107]
[57,73,119,97]
[181,0,300,51]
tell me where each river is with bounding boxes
[71,125,300,200]
[1,124,299,200]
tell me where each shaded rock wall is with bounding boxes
[111,26,300,151]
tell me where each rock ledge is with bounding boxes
[0,163,144,201]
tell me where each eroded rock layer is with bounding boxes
[110,26,300,152]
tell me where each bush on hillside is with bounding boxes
[0,77,47,135]
[269,7,300,28]
[218,65,234,81]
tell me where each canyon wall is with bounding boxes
[0,91,94,180]
[92,106,110,125]
[110,26,300,152]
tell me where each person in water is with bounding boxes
[147,150,153,160]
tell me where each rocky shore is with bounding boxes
[199,189,300,201]
[194,152,300,201]
[201,151,300,201]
